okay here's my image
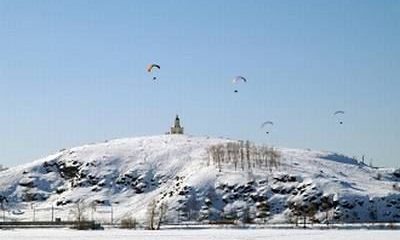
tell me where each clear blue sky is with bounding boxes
[0,0,399,167]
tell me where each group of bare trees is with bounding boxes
[69,199,169,230]
[146,200,168,230]
[207,141,281,172]
[288,201,319,228]
[287,194,336,228]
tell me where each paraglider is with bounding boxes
[147,64,160,80]
[147,64,160,72]
[334,110,345,124]
[261,121,274,134]
[233,76,247,83]
[232,76,247,93]
[334,110,345,115]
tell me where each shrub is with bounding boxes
[375,173,382,180]
[120,217,137,229]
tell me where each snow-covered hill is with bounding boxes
[0,135,399,224]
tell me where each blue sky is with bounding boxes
[0,0,399,167]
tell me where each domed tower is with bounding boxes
[170,115,184,134]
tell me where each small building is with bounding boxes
[170,115,184,134]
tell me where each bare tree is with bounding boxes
[156,202,168,230]
[90,201,97,221]
[146,200,169,230]
[268,147,281,171]
[259,146,269,170]
[250,144,259,169]
[216,145,225,172]
[70,200,88,223]
[320,194,335,226]
[233,143,240,171]
[146,200,157,230]
[289,200,318,228]
[206,147,212,166]
[208,145,223,172]
[239,141,245,171]
[245,141,251,170]
[69,200,91,229]
[226,143,234,165]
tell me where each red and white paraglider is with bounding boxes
[147,64,160,80]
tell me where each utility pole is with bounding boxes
[1,205,4,222]
[90,201,96,222]
[0,198,6,222]
[176,208,181,224]
[51,205,54,222]
[33,205,36,222]
[110,204,113,225]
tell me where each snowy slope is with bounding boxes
[0,135,399,224]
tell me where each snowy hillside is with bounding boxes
[0,135,399,225]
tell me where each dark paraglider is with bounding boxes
[261,121,274,135]
[334,111,345,125]
[147,64,160,81]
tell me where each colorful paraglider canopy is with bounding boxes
[147,64,160,72]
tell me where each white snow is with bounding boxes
[0,135,399,224]
[0,229,398,240]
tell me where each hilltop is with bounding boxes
[0,135,399,225]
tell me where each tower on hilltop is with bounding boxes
[170,115,184,134]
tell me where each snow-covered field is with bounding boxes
[1,229,399,240]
